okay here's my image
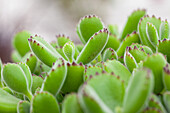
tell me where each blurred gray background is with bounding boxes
[0,0,169,62]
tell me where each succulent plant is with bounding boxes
[0,9,170,113]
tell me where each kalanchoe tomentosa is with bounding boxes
[0,9,170,113]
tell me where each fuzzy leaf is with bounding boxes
[77,15,104,44]
[147,94,166,113]
[163,92,170,112]
[61,62,85,93]
[123,68,154,113]
[28,36,62,67]
[104,60,131,86]
[62,94,83,113]
[76,45,84,52]
[17,101,30,113]
[146,22,159,47]
[124,51,137,72]
[108,24,119,36]
[163,64,170,91]
[13,31,31,56]
[80,74,125,113]
[117,31,140,58]
[56,34,72,47]
[158,39,170,63]
[103,48,118,61]
[22,52,37,73]
[104,34,120,51]
[76,28,109,64]
[63,41,75,62]
[0,88,21,113]
[11,50,22,63]
[42,58,67,96]
[143,53,167,94]
[159,20,169,40]
[120,9,146,40]
[2,63,33,100]
[31,75,44,94]
[138,15,162,51]
[78,92,105,113]
[84,65,103,81]
[31,91,60,113]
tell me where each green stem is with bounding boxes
[25,91,33,101]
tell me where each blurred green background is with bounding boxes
[0,0,169,62]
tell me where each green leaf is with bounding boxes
[61,62,85,93]
[76,28,109,64]
[77,15,104,44]
[104,33,120,51]
[103,48,118,61]
[147,94,167,113]
[124,51,137,72]
[117,31,140,58]
[56,34,72,46]
[143,53,167,94]
[31,91,60,113]
[159,20,169,40]
[104,60,131,86]
[84,65,103,81]
[108,24,119,36]
[62,93,83,113]
[2,63,33,100]
[63,41,75,63]
[163,64,170,91]
[158,39,170,63]
[31,75,44,94]
[123,68,154,113]
[12,31,31,56]
[163,92,170,112]
[120,9,146,40]
[0,88,21,113]
[28,36,62,67]
[138,15,162,51]
[11,50,22,63]
[146,22,159,47]
[42,58,67,96]
[79,74,125,113]
[17,101,30,113]
[22,52,37,73]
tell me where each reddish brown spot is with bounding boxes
[102,70,106,73]
[134,46,138,49]
[67,63,70,66]
[133,31,137,34]
[26,58,29,62]
[79,62,83,66]
[30,54,33,57]
[95,72,99,75]
[152,15,155,18]
[111,72,114,75]
[72,61,77,66]
[117,76,120,79]
[89,75,93,79]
